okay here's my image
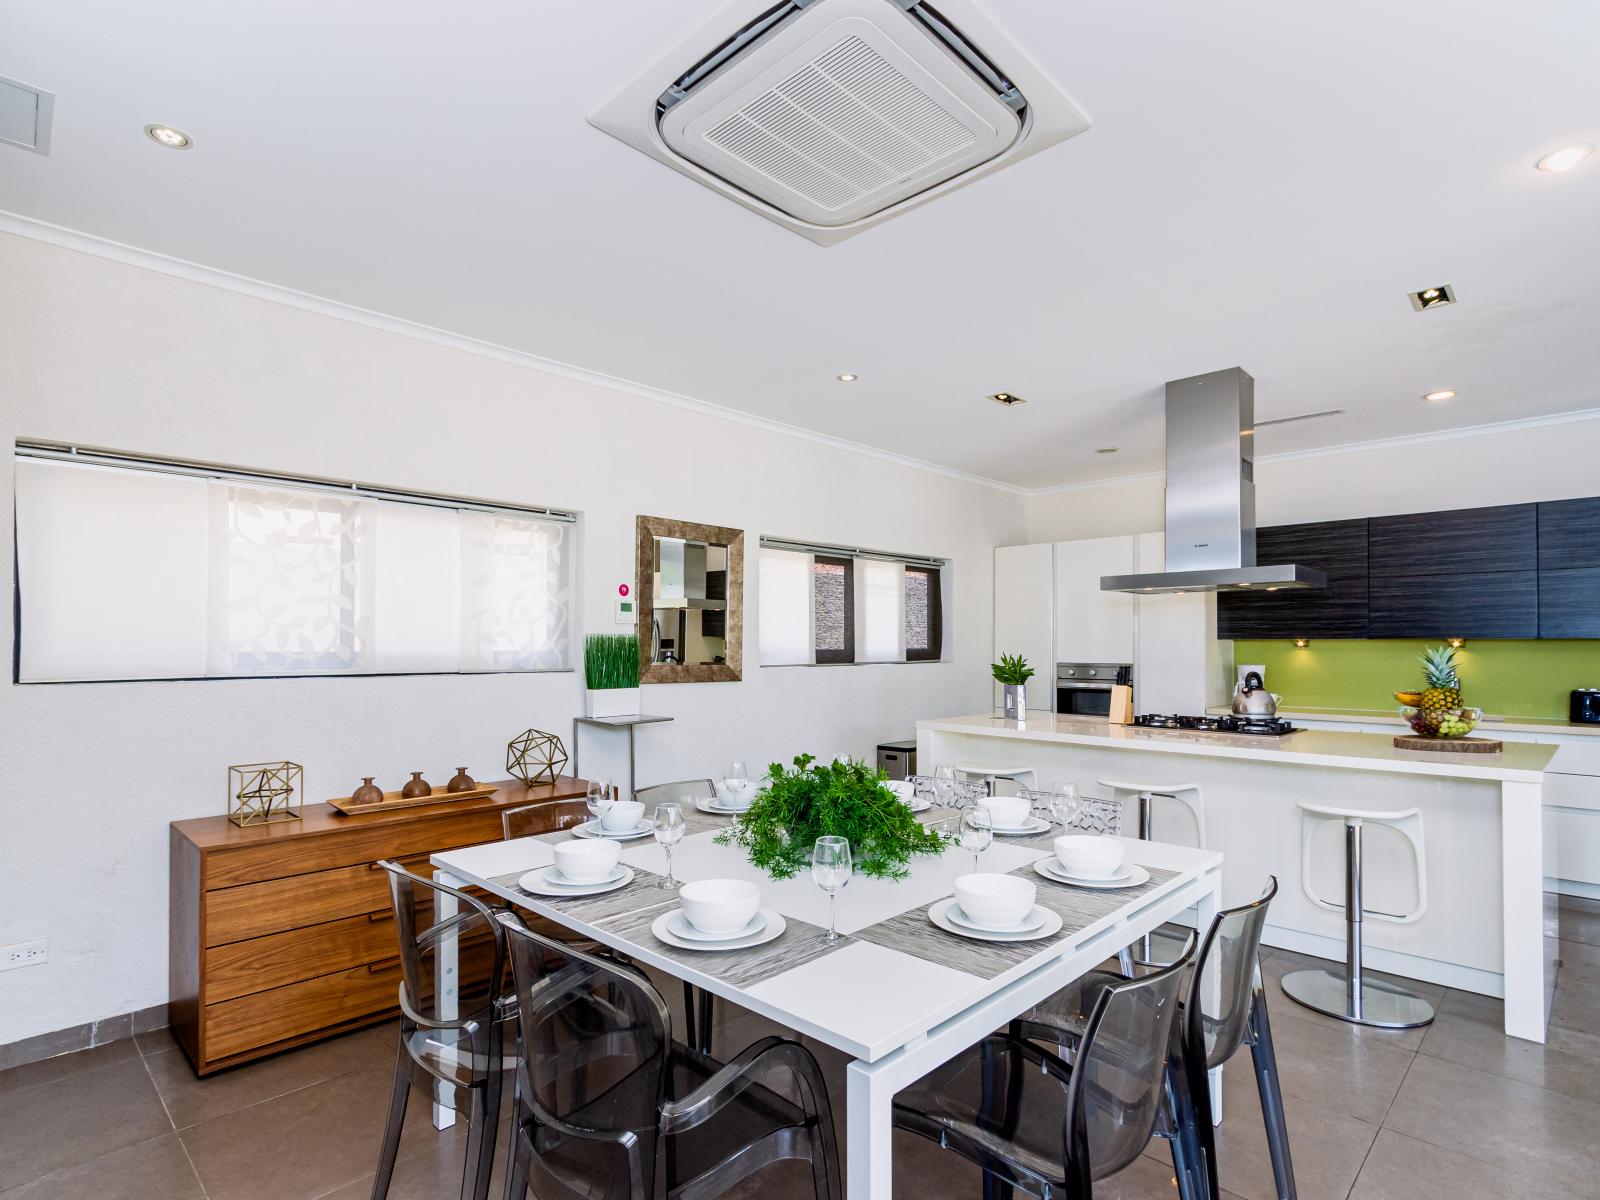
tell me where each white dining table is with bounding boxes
[430,810,1223,1200]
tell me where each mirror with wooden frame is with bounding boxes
[635,515,744,683]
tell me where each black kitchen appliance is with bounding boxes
[1133,713,1299,737]
[1574,689,1600,725]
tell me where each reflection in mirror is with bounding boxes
[650,536,728,666]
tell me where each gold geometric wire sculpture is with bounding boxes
[228,761,304,827]
[506,729,568,787]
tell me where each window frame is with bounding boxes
[811,554,856,664]
[904,564,944,662]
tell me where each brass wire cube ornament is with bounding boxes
[506,729,568,786]
[228,761,304,827]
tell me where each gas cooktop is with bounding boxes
[1132,713,1299,736]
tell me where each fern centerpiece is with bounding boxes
[715,754,948,881]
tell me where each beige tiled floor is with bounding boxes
[3,894,1599,1199]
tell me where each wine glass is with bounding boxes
[812,836,852,943]
[653,801,685,889]
[723,760,749,804]
[585,778,613,828]
[933,763,957,809]
[960,808,993,873]
[1050,782,1081,831]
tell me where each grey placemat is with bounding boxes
[599,903,850,989]
[492,865,678,925]
[852,864,1178,981]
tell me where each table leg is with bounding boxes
[1501,779,1548,1043]
[1196,869,1224,1122]
[846,1058,895,1200]
[433,870,460,1130]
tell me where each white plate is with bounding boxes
[928,898,1062,943]
[518,866,635,897]
[1034,859,1151,890]
[987,815,1053,837]
[945,902,1048,935]
[665,909,767,943]
[573,818,656,840]
[652,907,787,952]
[694,796,751,816]
[900,796,933,813]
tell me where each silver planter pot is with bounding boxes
[1002,684,1027,721]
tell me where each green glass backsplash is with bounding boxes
[1232,639,1600,720]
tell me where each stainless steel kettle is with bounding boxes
[1231,670,1281,717]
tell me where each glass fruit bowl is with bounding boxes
[1399,705,1482,738]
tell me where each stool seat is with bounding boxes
[1281,801,1433,1030]
[952,764,1037,795]
[1098,779,1207,969]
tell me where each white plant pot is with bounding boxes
[586,687,641,719]
[1003,684,1027,722]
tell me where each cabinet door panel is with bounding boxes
[1217,519,1368,639]
[1368,571,1538,638]
[993,544,1055,711]
[1368,505,1536,576]
[1539,568,1600,638]
[1055,537,1136,663]
[1539,499,1600,570]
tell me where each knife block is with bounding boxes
[1108,684,1134,725]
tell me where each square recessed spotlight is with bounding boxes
[1408,284,1457,311]
[988,392,1026,406]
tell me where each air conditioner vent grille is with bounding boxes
[704,35,978,214]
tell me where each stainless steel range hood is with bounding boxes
[1100,368,1326,594]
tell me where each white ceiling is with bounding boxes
[2,0,1597,490]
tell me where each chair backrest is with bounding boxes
[379,859,506,1033]
[497,911,672,1186]
[1065,934,1195,1183]
[1186,876,1277,1071]
[502,798,588,840]
[634,778,716,807]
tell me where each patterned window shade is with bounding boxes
[812,556,855,664]
[904,565,942,661]
[14,453,574,682]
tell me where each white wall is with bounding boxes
[0,233,1028,1046]
[1021,415,1600,543]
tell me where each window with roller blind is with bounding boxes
[757,537,946,666]
[12,446,576,682]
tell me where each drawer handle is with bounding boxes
[369,856,431,872]
[367,958,402,975]
[367,910,395,924]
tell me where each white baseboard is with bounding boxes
[1260,923,1504,998]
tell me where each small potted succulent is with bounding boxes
[992,653,1035,721]
[584,633,641,718]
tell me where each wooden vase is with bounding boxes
[351,777,383,806]
[446,767,476,793]
[400,771,431,799]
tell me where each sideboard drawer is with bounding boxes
[205,910,405,1003]
[205,857,428,947]
[204,961,405,1062]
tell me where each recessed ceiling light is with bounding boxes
[1424,389,1457,402]
[1095,446,1118,454]
[1536,144,1594,173]
[1408,284,1456,311]
[835,372,858,383]
[144,124,192,149]
[988,392,1026,406]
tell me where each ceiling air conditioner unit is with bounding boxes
[588,0,1091,246]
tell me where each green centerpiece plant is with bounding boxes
[715,754,948,881]
[992,652,1035,720]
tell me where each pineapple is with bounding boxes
[1418,644,1461,730]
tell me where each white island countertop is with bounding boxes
[918,713,1557,783]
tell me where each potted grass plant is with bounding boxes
[585,633,641,718]
[992,653,1034,721]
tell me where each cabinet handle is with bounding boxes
[367,958,402,975]
[367,910,395,924]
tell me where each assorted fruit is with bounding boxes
[1399,705,1482,739]
[1395,645,1475,737]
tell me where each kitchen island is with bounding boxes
[918,713,1558,1041]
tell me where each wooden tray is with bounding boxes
[1393,735,1504,754]
[328,783,499,815]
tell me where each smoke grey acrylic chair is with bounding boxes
[501,796,589,840]
[1021,878,1295,1200]
[892,936,1204,1200]
[633,777,721,1053]
[495,910,841,1200]
[372,860,515,1200]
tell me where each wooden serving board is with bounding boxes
[1393,735,1504,754]
[328,783,499,815]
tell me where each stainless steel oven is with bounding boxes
[1056,662,1130,718]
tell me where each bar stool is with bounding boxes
[1099,779,1207,966]
[953,763,1038,796]
[1280,800,1434,1029]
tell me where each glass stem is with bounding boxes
[828,891,838,942]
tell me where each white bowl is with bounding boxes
[884,780,915,803]
[715,780,757,811]
[678,879,762,934]
[979,795,1031,830]
[1054,835,1126,880]
[952,873,1036,929]
[600,799,645,832]
[552,838,620,883]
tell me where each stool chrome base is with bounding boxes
[1280,967,1435,1029]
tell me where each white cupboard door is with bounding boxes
[1054,536,1136,663]
[994,544,1055,712]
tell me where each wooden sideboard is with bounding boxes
[169,776,588,1075]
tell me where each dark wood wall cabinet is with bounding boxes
[170,776,588,1076]
[1217,497,1600,640]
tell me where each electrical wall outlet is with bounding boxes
[0,940,47,971]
